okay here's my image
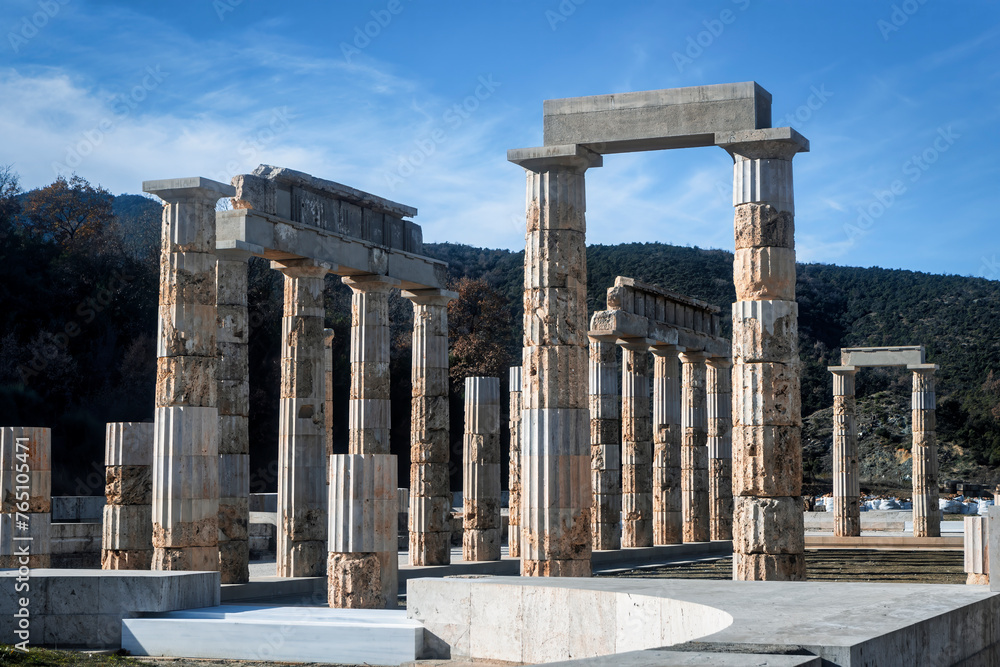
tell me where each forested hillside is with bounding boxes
[1,169,997,494]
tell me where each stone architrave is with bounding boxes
[589,335,621,551]
[706,357,733,542]
[217,244,257,583]
[722,134,808,581]
[328,453,397,608]
[911,364,940,538]
[965,515,989,585]
[102,422,153,570]
[651,345,683,545]
[402,288,456,566]
[275,259,331,577]
[508,366,524,558]
[679,351,710,543]
[0,427,51,568]
[620,338,653,548]
[829,366,860,537]
[508,144,602,577]
[463,377,502,561]
[144,177,234,572]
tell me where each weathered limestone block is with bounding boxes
[404,289,455,566]
[731,300,798,364]
[733,247,796,302]
[733,203,794,249]
[463,377,501,562]
[0,427,51,568]
[621,340,653,548]
[589,337,621,551]
[733,496,805,554]
[508,366,523,558]
[732,424,802,498]
[965,515,989,585]
[651,346,682,546]
[103,422,153,570]
[105,466,152,506]
[734,552,806,581]
[329,454,397,608]
[830,367,860,538]
[680,352,710,544]
[522,345,589,410]
[103,505,153,551]
[732,361,801,428]
[524,285,589,347]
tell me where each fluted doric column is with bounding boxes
[508,366,524,558]
[912,364,940,538]
[722,131,808,581]
[589,335,621,551]
[403,288,456,566]
[651,345,683,545]
[102,422,153,570]
[275,259,331,577]
[830,366,860,537]
[680,351,710,543]
[217,243,257,583]
[706,357,733,541]
[621,338,653,547]
[509,145,601,577]
[463,377,501,561]
[144,177,234,572]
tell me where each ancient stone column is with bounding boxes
[509,145,601,577]
[402,288,455,566]
[463,377,501,561]
[330,274,399,605]
[0,427,51,568]
[722,132,808,581]
[325,328,335,470]
[589,335,621,551]
[508,366,524,558]
[965,515,989,585]
[706,357,733,542]
[102,422,153,570]
[912,364,940,538]
[680,351,710,543]
[830,366,860,537]
[651,345,683,545]
[275,259,331,577]
[621,339,653,548]
[217,243,257,583]
[145,177,234,572]
[329,453,397,608]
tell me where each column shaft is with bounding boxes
[707,358,733,541]
[102,422,153,570]
[509,366,524,558]
[621,341,652,547]
[589,337,621,551]
[830,367,860,537]
[912,366,940,538]
[463,377,501,561]
[652,346,682,545]
[1,427,51,568]
[276,260,329,577]
[680,352,710,543]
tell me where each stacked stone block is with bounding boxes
[589,336,621,551]
[0,427,51,568]
[680,351,710,543]
[508,366,523,558]
[651,346,683,545]
[830,366,860,537]
[912,365,940,538]
[404,289,455,566]
[706,357,733,541]
[724,134,807,581]
[102,422,153,570]
[145,177,234,572]
[965,515,989,585]
[463,377,501,561]
[621,339,653,547]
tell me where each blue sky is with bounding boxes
[1,0,998,278]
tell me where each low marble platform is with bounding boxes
[408,576,1000,666]
[123,604,423,665]
[0,569,219,648]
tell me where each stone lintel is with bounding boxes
[271,258,336,276]
[907,363,938,372]
[216,240,265,260]
[650,344,685,357]
[705,356,732,369]
[590,310,729,357]
[507,144,603,171]
[143,177,236,202]
[587,330,620,344]
[401,288,459,306]
[841,345,924,367]
[613,276,721,314]
[343,274,401,292]
[618,337,654,351]
[827,365,858,374]
[716,127,811,159]
[251,164,417,219]
[678,350,711,364]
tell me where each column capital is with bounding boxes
[588,330,620,344]
[217,240,264,262]
[618,337,653,352]
[272,258,335,278]
[716,128,810,162]
[143,176,235,203]
[401,288,458,306]
[507,144,603,173]
[705,356,732,370]
[907,363,938,374]
[342,274,400,293]
[650,344,685,357]
[828,365,858,376]
[678,350,711,364]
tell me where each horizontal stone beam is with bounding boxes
[542,82,772,154]
[216,209,448,290]
[589,311,729,358]
[841,346,925,367]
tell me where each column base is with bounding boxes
[592,522,622,551]
[734,552,806,581]
[463,529,500,562]
[522,558,591,577]
[654,511,683,546]
[219,539,250,583]
[153,546,218,571]
[277,540,326,578]
[101,549,153,571]
[913,516,942,538]
[623,520,654,548]
[329,552,385,609]
[967,573,989,586]
[833,497,862,537]
[409,530,451,566]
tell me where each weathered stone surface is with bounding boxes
[680,352,709,544]
[733,552,806,581]
[524,285,589,347]
[522,345,589,410]
[463,377,501,562]
[106,466,152,506]
[733,496,805,554]
[329,552,384,608]
[830,368,860,539]
[709,458,733,541]
[732,424,802,497]
[733,247,796,301]
[651,347,682,546]
[732,361,801,427]
[101,549,153,571]
[731,300,798,364]
[589,338,621,551]
[155,356,218,408]
[734,203,794,250]
[508,366,523,558]
[621,342,653,548]
[153,545,219,571]
[965,515,988,585]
